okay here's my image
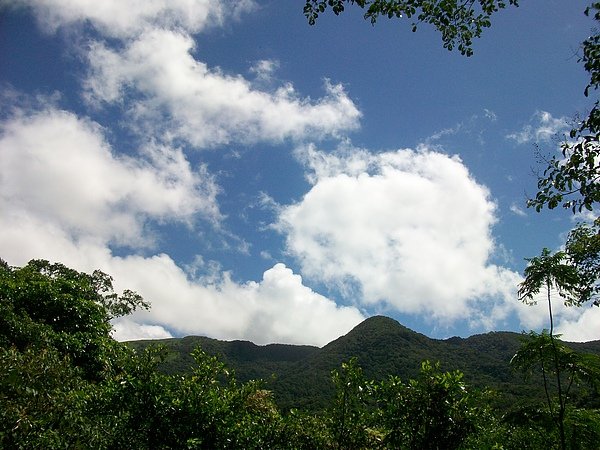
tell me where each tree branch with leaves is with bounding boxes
[304,0,518,56]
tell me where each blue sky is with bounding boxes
[1,0,598,345]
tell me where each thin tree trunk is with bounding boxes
[547,280,566,450]
[539,347,553,417]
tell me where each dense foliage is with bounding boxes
[134,316,600,413]
[2,259,600,448]
[0,259,290,449]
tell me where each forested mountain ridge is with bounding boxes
[129,315,600,411]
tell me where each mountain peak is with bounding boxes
[320,315,432,362]
[339,315,429,343]
[353,315,405,332]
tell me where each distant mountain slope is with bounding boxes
[129,316,600,411]
[129,334,319,384]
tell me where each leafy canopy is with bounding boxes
[304,0,519,56]
[0,258,149,379]
[565,218,600,307]
[518,248,581,308]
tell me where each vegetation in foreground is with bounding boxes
[2,258,600,449]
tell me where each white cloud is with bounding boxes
[249,59,280,84]
[10,0,361,150]
[7,0,594,345]
[106,257,364,346]
[0,0,366,347]
[277,145,522,326]
[509,280,600,341]
[0,207,365,346]
[510,203,527,217]
[572,209,597,224]
[506,110,570,144]
[0,101,363,346]
[557,306,600,342]
[424,123,463,145]
[0,106,220,247]
[112,320,173,341]
[9,0,256,38]
[484,109,497,122]
[0,226,363,346]
[84,28,361,148]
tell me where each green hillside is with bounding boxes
[129,316,600,412]
[129,334,319,384]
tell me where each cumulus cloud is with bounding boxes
[0,106,220,247]
[0,207,364,346]
[0,101,363,346]
[112,320,174,341]
[511,288,600,342]
[276,144,522,326]
[506,110,570,144]
[83,28,361,148]
[0,0,366,346]
[557,306,600,342]
[108,257,364,346]
[7,0,594,344]
[10,0,361,150]
[0,217,363,346]
[0,217,364,346]
[8,0,256,38]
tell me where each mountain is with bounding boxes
[128,316,600,411]
[129,334,319,384]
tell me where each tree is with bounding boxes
[518,248,581,332]
[375,360,482,449]
[304,0,519,56]
[511,331,600,450]
[0,346,94,449]
[0,258,148,379]
[524,3,600,317]
[517,248,591,449]
[95,346,285,449]
[280,410,331,449]
[513,7,600,446]
[327,357,378,449]
[0,258,149,448]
